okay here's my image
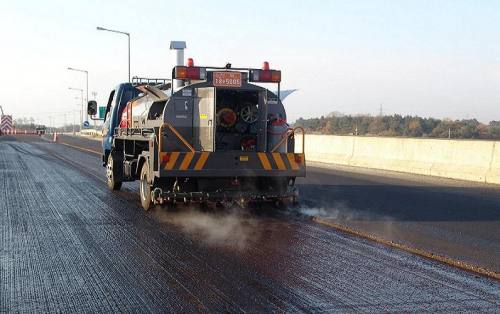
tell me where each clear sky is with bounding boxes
[1,0,499,126]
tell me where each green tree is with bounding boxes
[407,118,423,137]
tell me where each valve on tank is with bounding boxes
[240,103,258,124]
[240,136,257,151]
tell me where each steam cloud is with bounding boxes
[153,208,260,250]
[296,200,392,222]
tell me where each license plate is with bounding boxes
[213,72,242,88]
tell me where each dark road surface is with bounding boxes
[299,166,500,274]
[1,135,499,312]
[55,134,500,273]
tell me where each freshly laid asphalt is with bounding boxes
[55,133,500,273]
[299,164,500,273]
[1,135,499,312]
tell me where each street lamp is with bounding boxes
[97,26,130,82]
[69,87,84,128]
[73,107,79,135]
[67,67,88,123]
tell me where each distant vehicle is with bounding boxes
[35,126,46,136]
[89,60,305,210]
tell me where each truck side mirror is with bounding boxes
[87,100,97,116]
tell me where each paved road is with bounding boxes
[299,165,500,273]
[57,134,500,273]
[1,135,499,312]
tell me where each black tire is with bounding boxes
[106,153,122,191]
[140,162,153,211]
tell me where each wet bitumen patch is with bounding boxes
[1,136,499,312]
[297,167,500,273]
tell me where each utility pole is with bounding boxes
[379,104,383,117]
[91,91,98,129]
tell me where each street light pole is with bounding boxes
[128,34,130,82]
[97,26,130,82]
[91,91,98,129]
[69,87,84,128]
[67,67,88,122]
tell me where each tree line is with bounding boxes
[293,114,500,140]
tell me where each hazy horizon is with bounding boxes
[1,0,499,126]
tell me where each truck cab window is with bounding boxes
[105,90,116,122]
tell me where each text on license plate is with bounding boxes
[213,72,242,88]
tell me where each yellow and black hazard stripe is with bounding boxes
[161,152,210,171]
[161,152,304,171]
[258,152,304,171]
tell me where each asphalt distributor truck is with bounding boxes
[88,59,305,210]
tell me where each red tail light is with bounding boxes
[174,66,206,80]
[187,58,194,67]
[161,154,170,164]
[294,154,303,164]
[249,69,281,83]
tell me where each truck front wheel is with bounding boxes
[106,154,122,191]
[140,162,153,211]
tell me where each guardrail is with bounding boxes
[80,129,101,137]
[1,129,39,135]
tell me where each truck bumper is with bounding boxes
[158,152,306,177]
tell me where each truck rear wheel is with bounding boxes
[140,162,153,211]
[106,154,122,191]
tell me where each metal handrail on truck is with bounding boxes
[270,126,305,153]
[132,76,171,86]
[158,123,195,153]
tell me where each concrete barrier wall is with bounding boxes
[487,142,500,184]
[296,134,500,185]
